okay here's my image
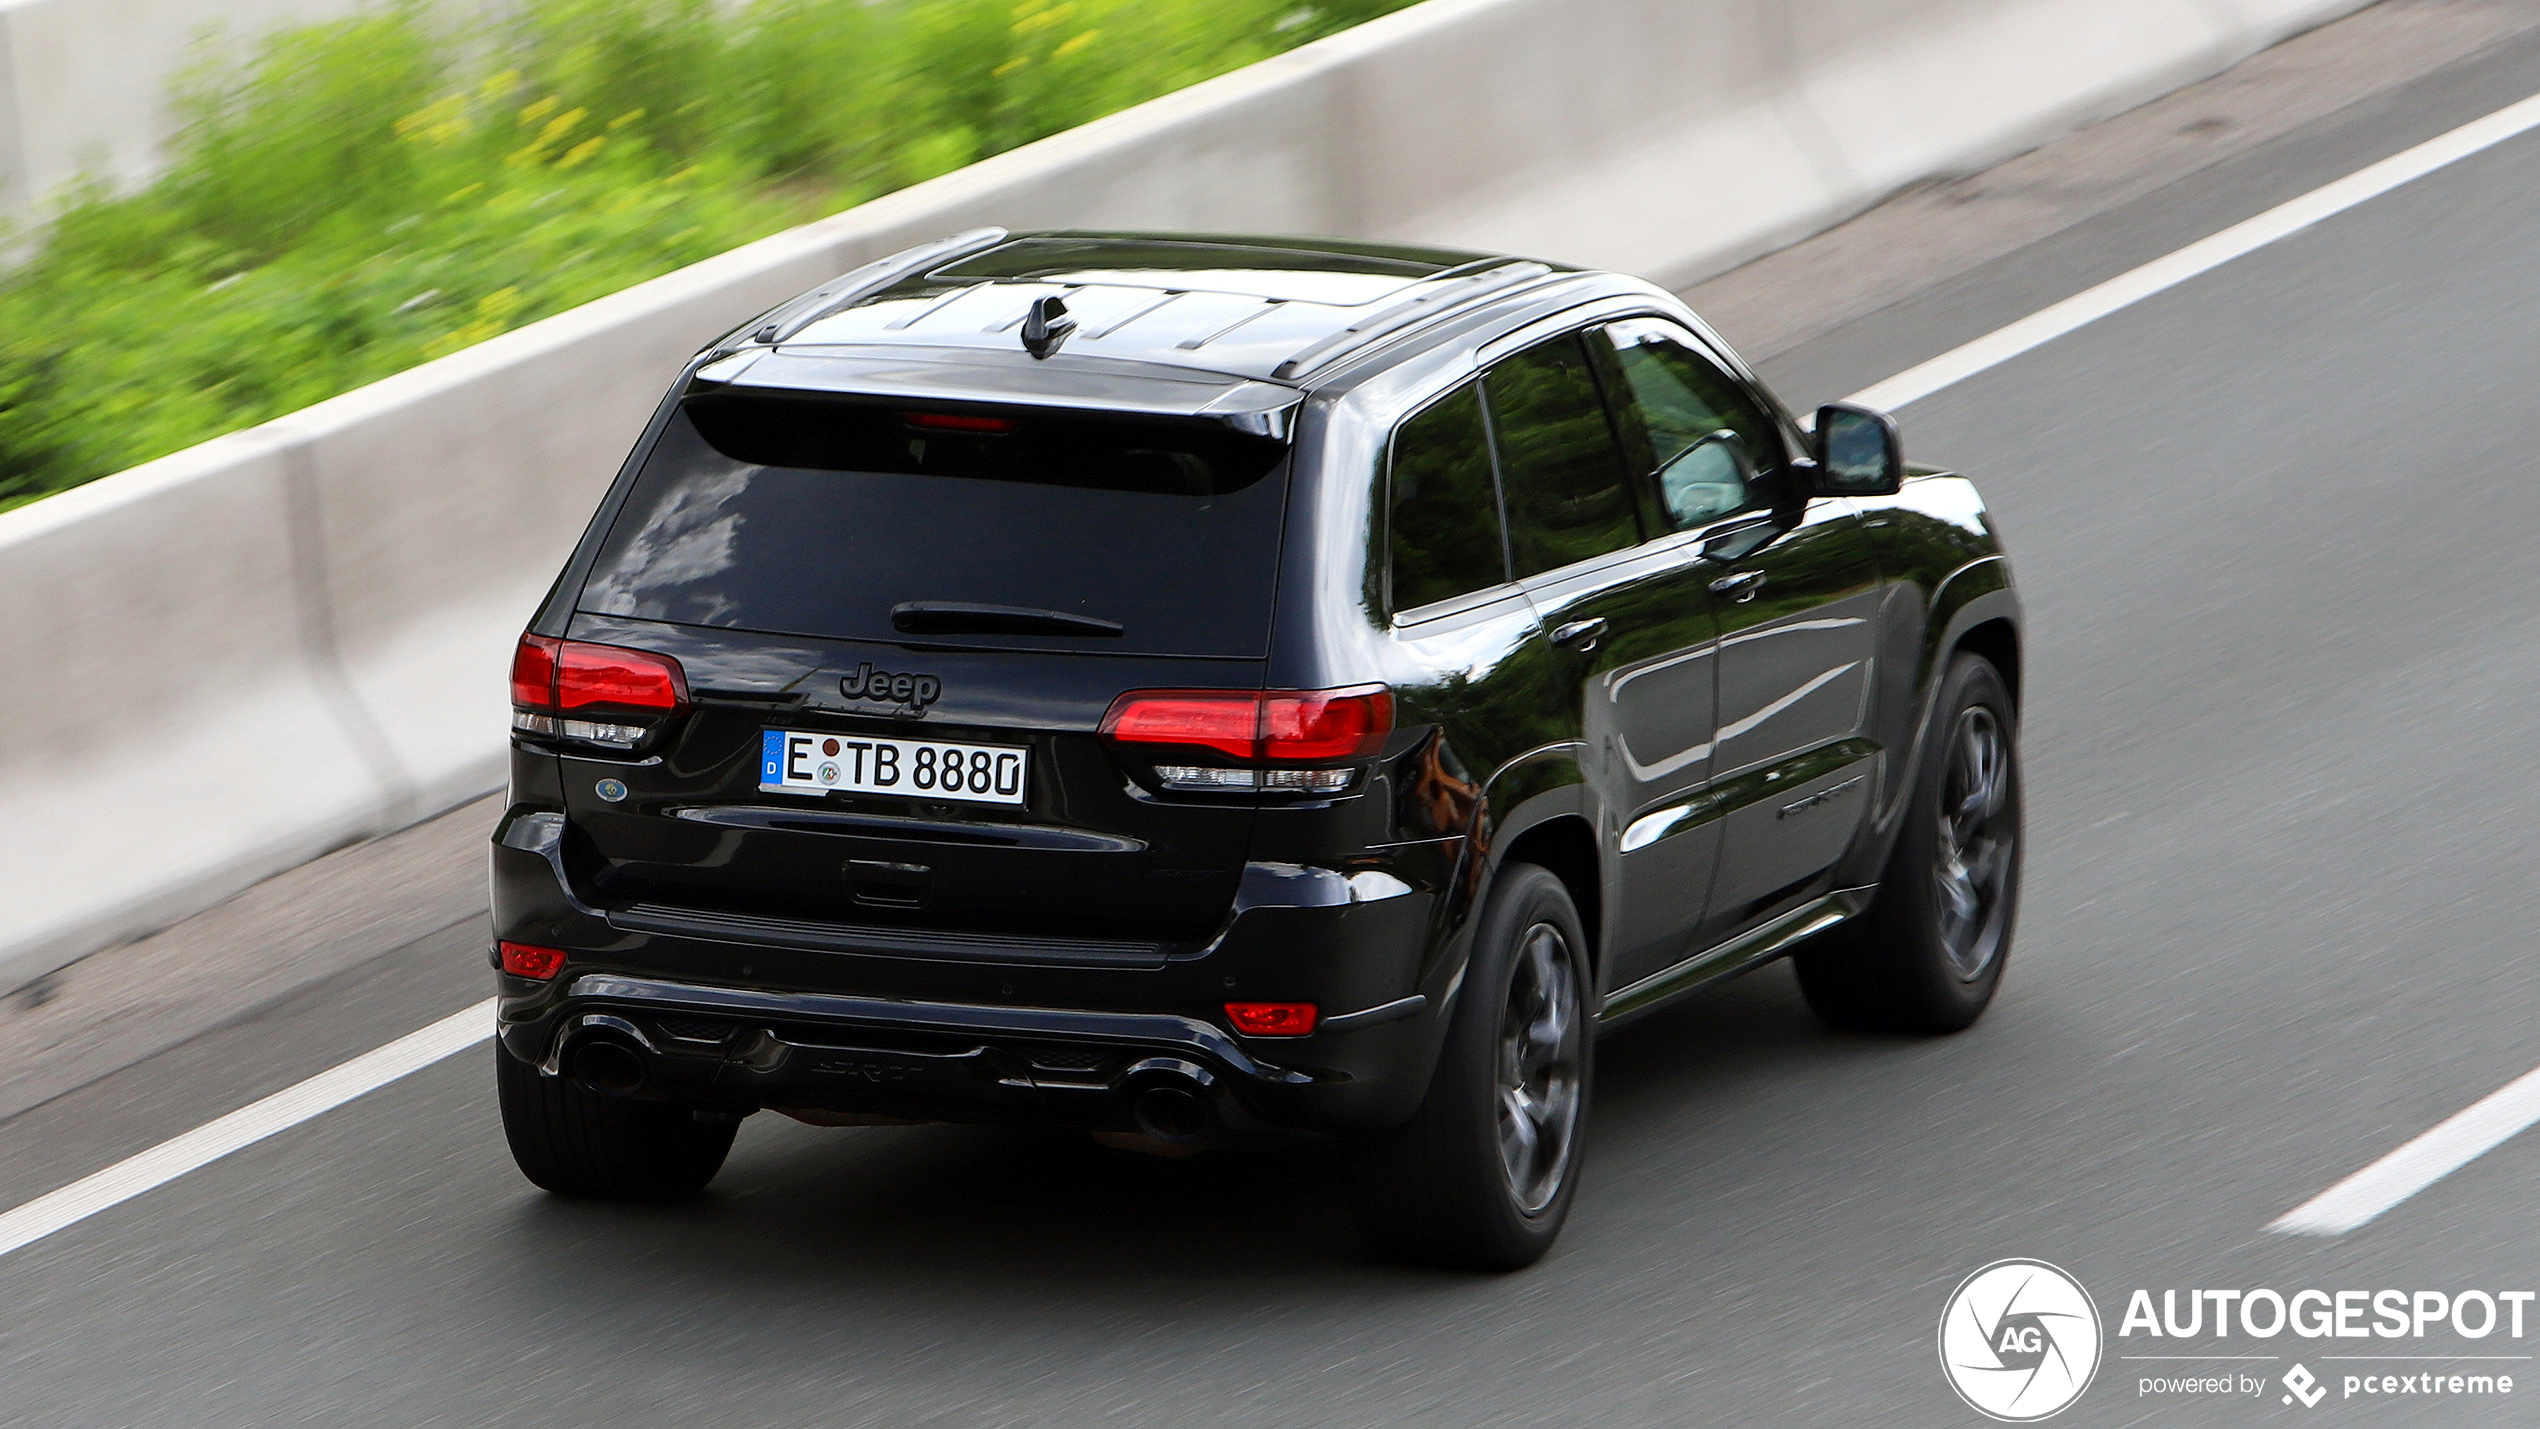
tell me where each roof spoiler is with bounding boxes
[690,348,1305,440]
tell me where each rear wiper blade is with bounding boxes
[891,601,1125,637]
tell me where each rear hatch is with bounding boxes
[543,379,1293,961]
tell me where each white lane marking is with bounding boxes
[2269,1063,2540,1236]
[0,998,494,1260]
[1848,90,2540,412]
[14,82,2540,1272]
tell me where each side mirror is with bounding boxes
[1812,402,1903,497]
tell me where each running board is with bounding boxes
[1597,886,1876,1029]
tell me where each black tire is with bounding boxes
[496,1044,736,1201]
[1348,863,1592,1271]
[1794,653,2022,1034]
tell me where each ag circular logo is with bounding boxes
[1939,1259,2102,1421]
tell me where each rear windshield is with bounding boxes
[579,392,1290,657]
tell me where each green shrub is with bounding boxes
[0,0,1416,512]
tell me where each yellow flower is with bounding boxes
[1012,1,1073,36]
[1053,29,1099,58]
[558,136,607,169]
[506,106,589,166]
[393,94,470,146]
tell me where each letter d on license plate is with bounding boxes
[760,729,1028,805]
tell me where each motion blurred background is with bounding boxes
[0,0,1410,510]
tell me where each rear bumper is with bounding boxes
[499,972,1433,1136]
[490,808,1456,1136]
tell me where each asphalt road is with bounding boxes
[12,28,2540,1429]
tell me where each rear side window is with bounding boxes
[1484,334,1642,578]
[1387,382,1508,615]
[579,394,1290,657]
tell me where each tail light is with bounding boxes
[510,634,560,708]
[902,410,1017,433]
[1225,1002,1318,1036]
[1101,691,1260,759]
[1101,685,1391,793]
[511,633,689,750]
[1262,687,1394,760]
[498,941,568,980]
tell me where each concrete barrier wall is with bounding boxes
[0,0,384,223]
[0,0,2371,987]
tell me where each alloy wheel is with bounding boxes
[1932,705,2016,979]
[1496,922,1584,1215]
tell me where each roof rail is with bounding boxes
[751,227,1009,345]
[1272,260,1554,381]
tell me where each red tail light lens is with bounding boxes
[511,633,689,713]
[1225,1002,1318,1036]
[510,634,560,708]
[1262,687,1393,760]
[557,642,688,712]
[499,941,568,980]
[1100,686,1391,763]
[902,410,1018,433]
[1100,690,1261,759]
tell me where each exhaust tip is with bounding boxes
[1130,1083,1209,1142]
[569,1039,647,1096]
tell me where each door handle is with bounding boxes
[1550,617,1607,651]
[1709,569,1767,603]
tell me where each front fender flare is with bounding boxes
[1838,562,2022,885]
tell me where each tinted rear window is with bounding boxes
[579,393,1290,657]
[1387,381,1508,614]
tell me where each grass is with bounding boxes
[0,0,1417,512]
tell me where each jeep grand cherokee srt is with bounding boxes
[490,230,2025,1269]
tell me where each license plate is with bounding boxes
[760,729,1028,805]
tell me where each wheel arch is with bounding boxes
[1472,743,1604,986]
[1917,559,2019,696]
[1838,573,2023,886]
[1495,816,1604,986]
[1953,616,2021,715]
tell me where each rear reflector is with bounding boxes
[499,941,568,980]
[1225,1002,1317,1037]
[511,633,689,714]
[1101,686,1391,763]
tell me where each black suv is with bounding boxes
[490,230,2024,1268]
